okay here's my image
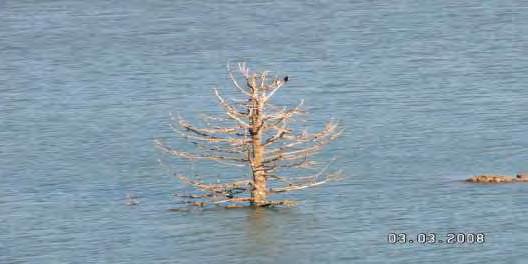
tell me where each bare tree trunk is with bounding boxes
[249,86,267,205]
[156,63,343,208]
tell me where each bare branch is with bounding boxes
[269,170,343,193]
[213,88,250,127]
[263,77,286,102]
[265,121,343,153]
[170,113,248,144]
[179,118,245,136]
[191,141,246,157]
[263,131,340,163]
[175,174,250,194]
[263,99,304,123]
[272,154,316,169]
[212,197,252,204]
[155,139,249,166]
[260,71,269,91]
[238,62,250,78]
[227,62,251,96]
[263,121,292,146]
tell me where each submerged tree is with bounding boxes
[155,63,343,208]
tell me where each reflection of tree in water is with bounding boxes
[240,204,342,262]
[242,208,303,261]
[244,208,281,260]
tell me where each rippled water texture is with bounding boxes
[1,1,527,263]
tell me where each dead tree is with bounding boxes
[155,63,343,208]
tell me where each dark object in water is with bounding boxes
[283,76,288,82]
[126,193,140,206]
[516,172,528,182]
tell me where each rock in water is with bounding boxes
[466,175,515,183]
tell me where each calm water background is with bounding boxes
[1,0,527,263]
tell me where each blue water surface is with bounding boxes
[1,1,527,263]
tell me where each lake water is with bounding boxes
[1,0,527,263]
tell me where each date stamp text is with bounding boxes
[387,233,485,245]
